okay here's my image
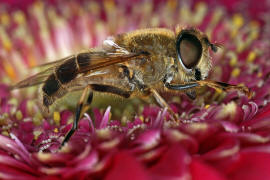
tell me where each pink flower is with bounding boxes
[0,0,270,179]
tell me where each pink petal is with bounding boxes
[0,84,10,98]
[149,144,190,180]
[105,151,149,180]
[201,137,240,161]
[100,106,111,129]
[164,129,198,154]
[190,158,226,180]
[132,130,160,151]
[227,152,270,180]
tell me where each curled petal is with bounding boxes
[132,130,161,151]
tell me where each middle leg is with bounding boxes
[144,88,178,121]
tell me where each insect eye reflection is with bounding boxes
[176,32,202,70]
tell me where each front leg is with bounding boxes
[164,80,251,98]
[143,88,179,121]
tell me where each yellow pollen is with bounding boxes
[13,11,26,24]
[232,14,244,28]
[249,21,260,40]
[53,112,60,126]
[247,51,257,63]
[230,14,244,38]
[236,40,245,53]
[2,39,12,51]
[26,101,34,116]
[167,0,177,10]
[139,115,144,122]
[2,131,9,137]
[231,68,240,77]
[15,111,23,120]
[193,2,207,25]
[257,72,262,78]
[33,1,44,10]
[3,61,16,80]
[54,128,59,133]
[104,0,115,11]
[216,102,237,120]
[205,104,210,109]
[33,130,42,140]
[33,112,43,126]
[28,53,37,67]
[215,88,223,94]
[1,13,10,26]
[229,57,237,66]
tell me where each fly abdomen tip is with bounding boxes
[42,74,61,96]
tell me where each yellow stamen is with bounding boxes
[229,56,237,66]
[257,72,262,78]
[249,21,259,40]
[230,14,244,38]
[0,13,10,26]
[0,30,12,51]
[33,130,42,140]
[247,51,257,63]
[236,41,245,53]
[54,128,59,133]
[33,112,43,126]
[15,111,23,121]
[139,115,144,122]
[193,2,207,25]
[216,102,237,120]
[233,14,244,27]
[3,61,16,80]
[28,53,37,67]
[231,68,240,77]
[104,0,115,11]
[13,11,26,24]
[53,112,60,126]
[167,0,177,10]
[2,131,9,137]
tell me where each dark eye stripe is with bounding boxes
[176,32,202,70]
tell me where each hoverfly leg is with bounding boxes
[165,82,199,90]
[146,88,178,121]
[61,85,93,147]
[61,84,132,147]
[197,80,252,98]
[186,90,197,100]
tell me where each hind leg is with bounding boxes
[61,85,93,146]
[61,84,132,146]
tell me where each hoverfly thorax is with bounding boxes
[175,27,215,81]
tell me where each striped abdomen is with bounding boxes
[42,53,91,108]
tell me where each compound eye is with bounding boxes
[177,33,202,70]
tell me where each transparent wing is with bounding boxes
[11,49,148,90]
[10,66,57,89]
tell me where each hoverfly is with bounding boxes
[11,27,251,146]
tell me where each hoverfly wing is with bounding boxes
[10,66,56,89]
[11,49,148,90]
[33,55,74,69]
[77,51,148,73]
